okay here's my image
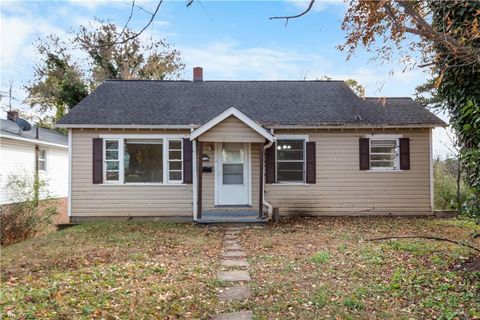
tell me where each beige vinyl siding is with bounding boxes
[71,129,193,217]
[198,116,265,143]
[200,142,260,211]
[265,129,432,216]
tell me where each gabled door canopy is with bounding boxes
[190,107,274,142]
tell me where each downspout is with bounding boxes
[33,127,40,206]
[263,130,275,219]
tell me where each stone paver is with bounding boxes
[221,251,246,258]
[211,311,253,320]
[224,244,243,250]
[218,286,251,301]
[225,232,239,237]
[224,240,239,245]
[225,235,238,240]
[221,259,250,267]
[218,270,250,281]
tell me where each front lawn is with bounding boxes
[243,217,480,319]
[1,217,479,319]
[1,222,224,319]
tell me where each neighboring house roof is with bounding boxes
[0,119,68,148]
[57,80,446,128]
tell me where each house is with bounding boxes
[0,111,68,212]
[57,67,445,223]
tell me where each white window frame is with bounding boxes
[100,134,186,185]
[275,134,309,184]
[38,147,48,172]
[103,138,123,184]
[367,134,401,172]
[167,139,183,184]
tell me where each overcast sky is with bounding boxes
[1,0,452,156]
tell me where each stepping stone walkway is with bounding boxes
[212,225,254,320]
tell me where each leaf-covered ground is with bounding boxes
[1,222,224,319]
[241,217,480,320]
[1,218,479,319]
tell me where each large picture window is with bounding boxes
[124,140,163,183]
[276,139,305,183]
[369,139,399,170]
[103,137,183,184]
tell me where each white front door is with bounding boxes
[216,142,250,205]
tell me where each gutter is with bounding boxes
[0,133,68,149]
[56,123,445,130]
[55,124,194,129]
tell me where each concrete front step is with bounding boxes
[196,217,268,224]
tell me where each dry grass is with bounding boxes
[241,217,480,319]
[1,222,224,319]
[1,217,479,319]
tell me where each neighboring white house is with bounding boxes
[0,111,68,204]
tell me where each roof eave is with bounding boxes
[55,124,195,129]
[0,133,68,148]
[267,123,446,129]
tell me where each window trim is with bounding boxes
[100,134,187,185]
[367,134,402,172]
[167,139,183,184]
[103,138,123,184]
[38,147,48,172]
[275,135,309,184]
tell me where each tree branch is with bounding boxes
[116,0,163,45]
[269,0,315,26]
[112,0,136,45]
[366,235,480,252]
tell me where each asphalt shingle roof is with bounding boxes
[1,119,67,146]
[57,80,446,127]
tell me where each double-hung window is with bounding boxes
[105,140,120,181]
[276,139,306,183]
[167,139,183,183]
[369,138,399,170]
[103,137,183,184]
[38,148,47,172]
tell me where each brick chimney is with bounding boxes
[193,67,203,81]
[7,110,18,122]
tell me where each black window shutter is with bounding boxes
[306,141,316,184]
[183,138,193,184]
[399,138,410,170]
[92,138,103,184]
[265,143,276,183]
[359,138,370,170]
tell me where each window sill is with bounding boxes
[271,182,310,185]
[367,169,404,173]
[99,183,187,186]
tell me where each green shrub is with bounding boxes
[434,158,472,210]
